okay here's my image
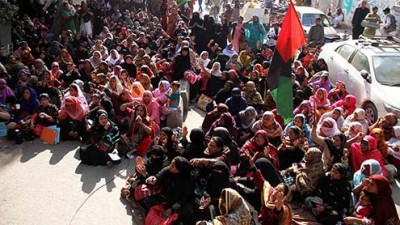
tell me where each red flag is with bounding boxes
[276,0,306,63]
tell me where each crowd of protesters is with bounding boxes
[0,0,399,224]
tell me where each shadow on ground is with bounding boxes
[74,157,135,194]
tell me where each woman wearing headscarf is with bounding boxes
[344,121,364,140]
[244,16,266,51]
[309,87,331,121]
[56,49,74,71]
[158,127,181,162]
[225,53,243,72]
[342,108,369,134]
[252,172,292,225]
[349,135,387,176]
[241,81,264,110]
[130,81,145,98]
[344,175,400,225]
[328,80,349,104]
[59,96,88,141]
[237,106,258,132]
[202,103,229,133]
[121,104,153,157]
[311,121,347,171]
[181,127,206,161]
[191,136,232,169]
[319,107,345,130]
[18,87,39,121]
[284,114,312,145]
[286,147,324,199]
[105,75,124,95]
[80,110,120,166]
[0,79,15,104]
[332,94,357,118]
[225,87,247,117]
[145,157,195,224]
[152,80,170,106]
[369,112,398,141]
[136,65,155,81]
[317,117,341,138]
[105,49,122,66]
[252,111,283,148]
[353,159,383,188]
[213,127,240,167]
[305,163,352,225]
[206,188,252,225]
[205,112,238,144]
[278,126,310,170]
[387,126,400,170]
[119,69,133,90]
[370,128,389,159]
[89,51,102,69]
[214,81,234,105]
[238,50,252,71]
[240,130,283,178]
[204,62,226,99]
[63,83,89,110]
[293,100,313,124]
[172,46,192,81]
[139,73,153,91]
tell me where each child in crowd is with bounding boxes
[354,191,372,220]
[161,81,181,120]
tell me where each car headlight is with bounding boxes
[384,102,400,117]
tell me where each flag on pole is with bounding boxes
[267,0,306,124]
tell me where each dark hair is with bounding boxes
[171,81,180,88]
[39,93,50,100]
[211,136,224,149]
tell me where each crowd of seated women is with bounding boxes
[1,1,399,224]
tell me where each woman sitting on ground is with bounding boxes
[80,110,120,166]
[120,104,153,157]
[29,93,59,136]
[59,96,88,141]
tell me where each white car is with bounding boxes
[295,6,341,42]
[318,36,400,124]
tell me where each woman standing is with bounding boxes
[244,16,266,51]
[232,16,246,52]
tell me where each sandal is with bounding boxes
[106,161,113,167]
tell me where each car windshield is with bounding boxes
[372,55,400,86]
[302,13,332,27]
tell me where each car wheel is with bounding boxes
[363,102,378,125]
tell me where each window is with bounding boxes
[351,51,370,73]
[336,44,356,61]
[301,14,332,27]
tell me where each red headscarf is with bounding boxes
[60,96,88,120]
[366,174,400,225]
[350,135,386,176]
[241,130,280,169]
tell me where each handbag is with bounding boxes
[196,94,213,111]
[97,140,111,152]
[145,204,179,225]
[47,125,61,144]
[40,126,58,145]
[134,183,163,201]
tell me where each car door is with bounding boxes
[347,50,371,106]
[325,44,356,84]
